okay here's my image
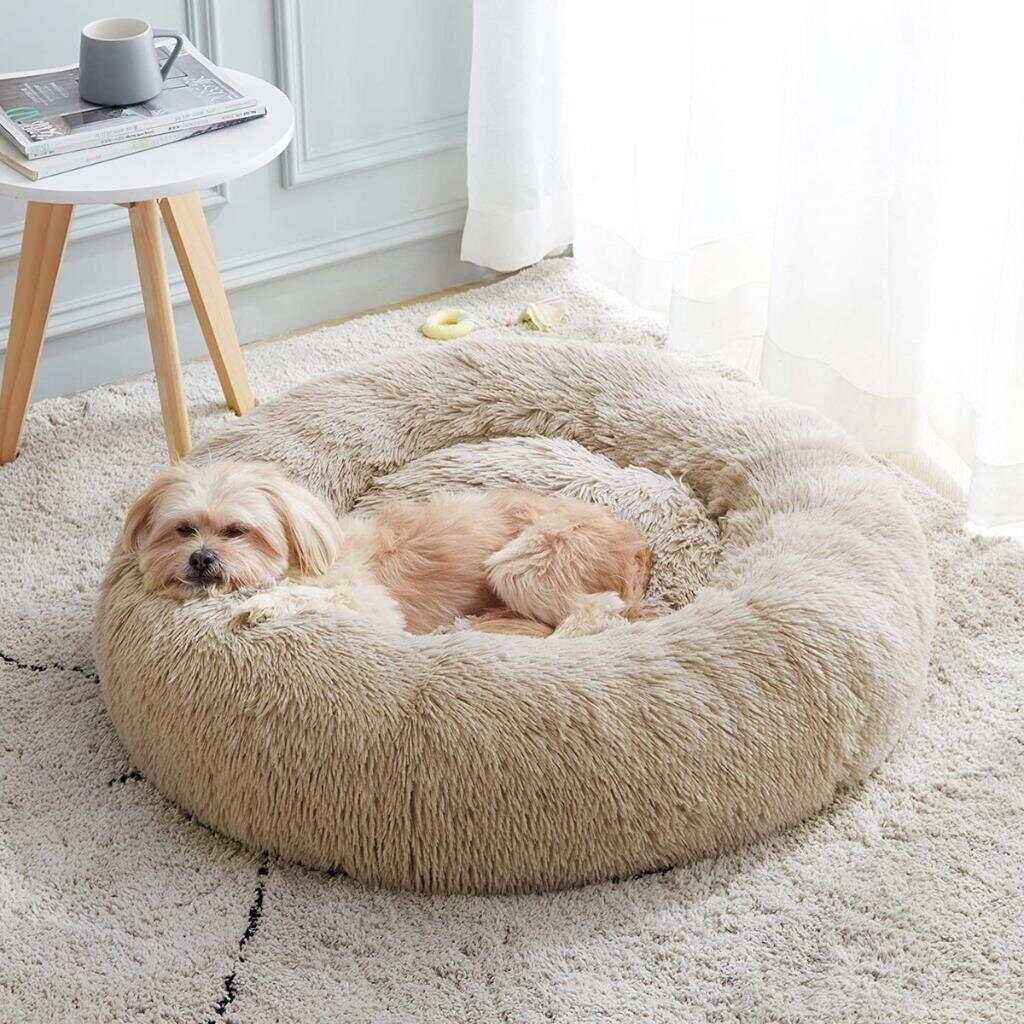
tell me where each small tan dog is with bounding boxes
[122,461,653,637]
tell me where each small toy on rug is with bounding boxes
[513,298,565,331]
[420,297,566,341]
[420,308,478,340]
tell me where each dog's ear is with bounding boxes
[258,469,340,575]
[122,466,186,552]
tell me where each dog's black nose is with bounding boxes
[189,547,218,573]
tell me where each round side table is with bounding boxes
[0,69,294,464]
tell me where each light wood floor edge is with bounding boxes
[242,272,507,354]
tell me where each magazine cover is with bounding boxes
[0,39,256,158]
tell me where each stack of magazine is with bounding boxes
[0,38,264,180]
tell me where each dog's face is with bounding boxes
[122,461,341,595]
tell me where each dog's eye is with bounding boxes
[176,523,196,537]
[222,524,247,538]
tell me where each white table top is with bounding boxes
[0,70,294,205]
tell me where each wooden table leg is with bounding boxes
[0,202,74,464]
[128,199,192,461]
[159,192,255,416]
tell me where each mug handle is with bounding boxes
[152,30,185,80]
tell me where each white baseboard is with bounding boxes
[0,201,468,345]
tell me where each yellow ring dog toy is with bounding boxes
[420,308,478,341]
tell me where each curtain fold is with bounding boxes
[463,0,1024,529]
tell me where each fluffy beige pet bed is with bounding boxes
[96,337,935,895]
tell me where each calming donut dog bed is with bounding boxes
[96,337,935,895]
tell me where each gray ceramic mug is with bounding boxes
[79,17,184,107]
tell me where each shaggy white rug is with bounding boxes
[1,259,1021,1022]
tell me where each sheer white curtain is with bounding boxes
[460,0,573,271]
[462,0,1024,530]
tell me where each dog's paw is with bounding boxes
[232,595,280,626]
[552,592,628,638]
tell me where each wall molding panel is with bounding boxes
[185,0,223,64]
[273,0,468,189]
[0,203,467,346]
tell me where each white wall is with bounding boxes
[0,0,484,400]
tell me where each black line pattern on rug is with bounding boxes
[206,852,271,1021]
[0,647,98,683]
[608,864,676,885]
[108,769,144,787]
